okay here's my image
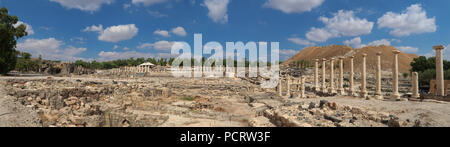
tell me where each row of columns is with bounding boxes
[277,76,306,98]
[313,50,421,100]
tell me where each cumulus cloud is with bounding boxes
[154,29,171,37]
[148,11,168,18]
[204,0,230,24]
[49,0,113,12]
[137,40,175,51]
[14,21,34,35]
[378,4,437,37]
[306,27,336,42]
[397,46,419,53]
[306,10,373,42]
[263,0,324,14]
[98,51,176,61]
[153,27,187,37]
[344,38,394,49]
[83,24,104,32]
[343,37,366,49]
[84,24,139,43]
[171,26,187,37]
[16,38,87,61]
[368,39,391,46]
[132,0,168,6]
[287,37,316,46]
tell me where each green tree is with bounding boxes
[0,7,28,75]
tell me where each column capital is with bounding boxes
[316,58,320,61]
[362,53,367,57]
[350,56,354,59]
[376,52,382,56]
[339,57,345,60]
[433,45,445,50]
[392,50,401,54]
[322,58,327,61]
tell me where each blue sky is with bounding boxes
[2,0,449,61]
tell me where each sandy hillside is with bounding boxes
[284,45,418,73]
[283,45,354,65]
[343,45,417,73]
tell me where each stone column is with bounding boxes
[338,57,345,95]
[322,58,327,93]
[287,76,291,97]
[301,76,306,98]
[315,59,320,92]
[361,54,368,99]
[278,77,283,96]
[330,58,336,94]
[434,45,445,96]
[375,52,383,100]
[349,56,355,96]
[392,50,401,100]
[412,72,420,99]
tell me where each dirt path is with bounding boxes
[0,78,42,127]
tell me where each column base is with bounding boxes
[329,89,336,94]
[360,92,368,99]
[392,93,401,101]
[412,94,420,99]
[337,89,346,95]
[375,95,384,100]
[322,87,327,94]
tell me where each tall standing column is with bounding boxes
[412,72,420,99]
[287,77,291,97]
[322,58,327,93]
[434,45,445,96]
[278,77,283,96]
[338,57,345,95]
[361,54,368,99]
[375,52,383,100]
[392,50,401,100]
[300,76,306,98]
[315,59,320,92]
[349,56,355,96]
[330,58,336,94]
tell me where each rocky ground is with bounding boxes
[0,73,449,127]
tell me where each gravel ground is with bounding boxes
[291,96,450,127]
[0,79,42,127]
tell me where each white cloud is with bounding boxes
[263,0,324,14]
[397,46,418,53]
[84,24,138,43]
[344,38,394,49]
[154,29,171,37]
[113,45,119,49]
[368,39,391,46]
[16,38,87,61]
[306,27,336,42]
[83,24,104,32]
[171,26,187,37]
[49,0,113,12]
[204,0,230,24]
[148,11,168,18]
[306,10,374,42]
[132,0,168,6]
[343,37,366,49]
[378,4,436,37]
[98,51,176,61]
[14,21,34,35]
[287,37,316,46]
[137,40,175,51]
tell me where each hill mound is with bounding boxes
[344,45,417,73]
[284,45,418,73]
[283,45,354,65]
